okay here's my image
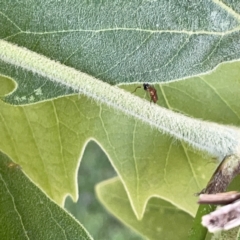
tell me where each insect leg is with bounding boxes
[131,86,142,93]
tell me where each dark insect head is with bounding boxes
[143,83,150,90]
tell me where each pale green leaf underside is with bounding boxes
[0,151,92,240]
[1,0,240,91]
[1,60,240,220]
[96,177,193,240]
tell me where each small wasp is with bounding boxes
[132,83,158,103]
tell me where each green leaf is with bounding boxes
[1,59,240,221]
[1,1,240,88]
[1,1,240,238]
[65,141,143,240]
[0,75,217,218]
[188,204,215,240]
[96,177,193,240]
[2,40,238,164]
[0,151,92,240]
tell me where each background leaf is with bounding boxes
[0,151,92,240]
[96,177,193,240]
[1,0,240,100]
[65,141,143,240]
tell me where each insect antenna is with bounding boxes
[131,86,142,93]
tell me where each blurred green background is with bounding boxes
[65,141,143,240]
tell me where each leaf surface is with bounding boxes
[0,151,92,240]
[1,0,240,233]
[1,0,240,90]
[2,60,240,219]
[96,177,193,240]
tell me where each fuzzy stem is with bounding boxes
[1,39,240,158]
